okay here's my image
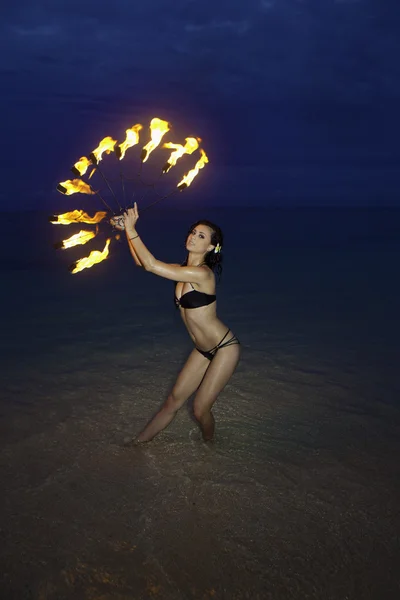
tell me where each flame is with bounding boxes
[57,179,95,195]
[162,137,200,173]
[70,239,111,274]
[72,156,92,176]
[177,149,209,189]
[117,124,143,160]
[141,118,170,163]
[50,210,107,225]
[60,230,96,250]
[90,136,117,164]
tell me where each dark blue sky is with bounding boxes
[1,0,399,210]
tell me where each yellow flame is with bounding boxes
[163,137,200,173]
[91,136,117,163]
[73,156,92,176]
[58,179,95,195]
[177,149,209,189]
[70,239,111,274]
[118,124,143,159]
[141,118,170,163]
[50,210,107,225]
[60,230,96,249]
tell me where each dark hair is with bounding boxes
[185,219,224,280]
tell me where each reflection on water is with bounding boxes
[0,209,399,598]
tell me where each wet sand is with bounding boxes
[1,209,399,599]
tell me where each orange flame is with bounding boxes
[57,179,95,195]
[50,210,107,225]
[163,137,200,173]
[60,230,96,250]
[177,149,209,189]
[72,156,92,176]
[117,124,143,159]
[70,239,111,274]
[141,118,170,163]
[90,136,117,163]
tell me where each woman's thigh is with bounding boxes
[193,343,241,412]
[171,348,211,404]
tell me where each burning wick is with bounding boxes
[57,179,95,196]
[89,136,117,165]
[162,137,200,174]
[49,210,107,225]
[71,156,92,177]
[115,124,143,160]
[69,239,111,274]
[54,229,96,250]
[177,149,209,190]
[140,118,170,163]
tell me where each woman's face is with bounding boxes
[186,224,214,255]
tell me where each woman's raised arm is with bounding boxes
[127,238,144,268]
[110,214,143,268]
[124,204,211,284]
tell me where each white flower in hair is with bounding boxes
[214,243,222,253]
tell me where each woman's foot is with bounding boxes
[122,436,144,447]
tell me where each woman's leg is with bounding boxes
[136,349,210,443]
[192,344,240,441]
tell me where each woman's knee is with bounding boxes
[164,392,184,413]
[193,402,212,422]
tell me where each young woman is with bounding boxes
[115,202,240,443]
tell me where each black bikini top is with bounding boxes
[175,283,216,309]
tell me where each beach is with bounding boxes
[0,207,399,599]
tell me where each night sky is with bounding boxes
[1,0,399,210]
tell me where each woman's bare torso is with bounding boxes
[175,279,230,350]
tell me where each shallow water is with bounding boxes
[0,208,399,599]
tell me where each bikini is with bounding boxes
[174,287,216,310]
[175,284,240,360]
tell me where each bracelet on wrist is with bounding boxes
[129,234,139,240]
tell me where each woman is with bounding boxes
[116,202,240,443]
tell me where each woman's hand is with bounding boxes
[124,202,139,234]
[109,215,125,231]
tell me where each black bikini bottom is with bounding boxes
[196,328,240,361]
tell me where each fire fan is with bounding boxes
[50,117,209,273]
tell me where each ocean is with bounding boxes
[0,207,399,599]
